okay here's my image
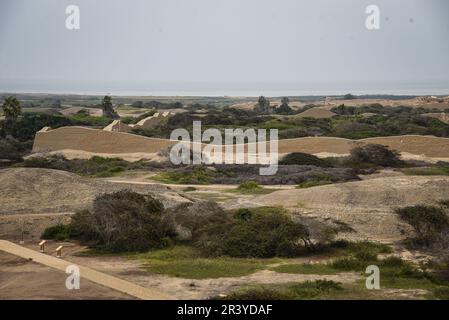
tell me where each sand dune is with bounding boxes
[256,175,449,242]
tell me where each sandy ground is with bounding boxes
[0,251,133,300]
[1,240,431,300]
[0,240,171,299]
[250,175,449,242]
[0,168,191,216]
[0,240,360,300]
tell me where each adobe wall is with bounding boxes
[32,126,176,154]
[32,126,449,158]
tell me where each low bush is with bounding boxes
[279,152,331,167]
[41,224,72,241]
[395,205,449,246]
[0,136,28,161]
[348,144,403,167]
[289,280,343,299]
[296,172,333,188]
[194,206,312,258]
[70,190,175,252]
[231,181,274,194]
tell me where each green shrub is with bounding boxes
[41,224,72,241]
[237,180,262,191]
[289,280,343,298]
[395,205,449,246]
[296,172,333,189]
[279,152,331,167]
[0,137,26,161]
[227,181,275,195]
[70,190,175,252]
[194,207,311,258]
[348,144,403,167]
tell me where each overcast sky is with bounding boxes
[0,0,448,96]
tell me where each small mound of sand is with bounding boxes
[255,175,449,242]
[0,168,190,215]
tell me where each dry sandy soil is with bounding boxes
[0,168,191,241]
[249,175,449,242]
[0,168,190,216]
[0,251,133,299]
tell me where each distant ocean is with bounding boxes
[1,80,448,97]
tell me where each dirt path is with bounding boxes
[0,240,173,300]
[106,178,296,191]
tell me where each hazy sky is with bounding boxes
[0,0,448,95]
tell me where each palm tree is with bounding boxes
[1,96,21,122]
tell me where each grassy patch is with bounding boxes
[132,246,277,279]
[228,181,275,194]
[272,263,338,275]
[221,280,343,300]
[151,168,212,184]
[19,155,159,177]
[296,173,333,189]
[402,167,449,176]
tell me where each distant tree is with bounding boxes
[1,96,22,123]
[101,96,119,119]
[131,101,143,108]
[254,96,271,114]
[343,93,356,100]
[276,97,293,114]
[332,104,356,116]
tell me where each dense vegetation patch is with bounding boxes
[41,224,72,241]
[151,164,359,185]
[69,190,175,252]
[279,152,331,167]
[395,204,449,247]
[347,144,403,168]
[132,246,273,279]
[192,206,312,258]
[20,154,166,177]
